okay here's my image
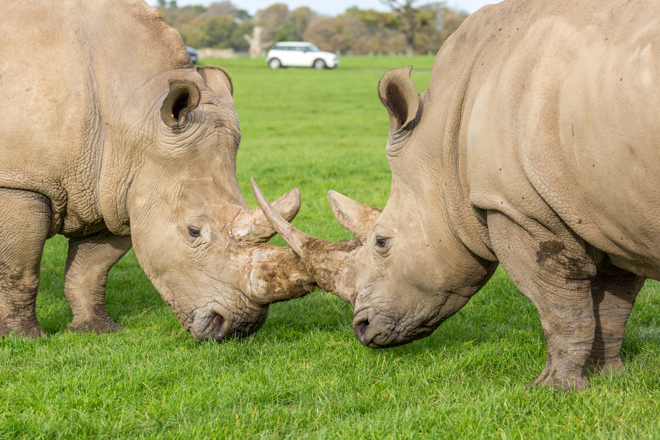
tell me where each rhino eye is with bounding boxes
[188,227,201,237]
[375,237,389,248]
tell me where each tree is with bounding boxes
[275,7,315,42]
[380,0,434,55]
[203,15,237,48]
[235,9,251,22]
[231,20,253,52]
[303,17,352,53]
[202,1,236,18]
[255,4,289,44]
[435,5,468,42]
[244,26,272,58]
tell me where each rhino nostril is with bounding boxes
[208,314,227,342]
[352,317,370,343]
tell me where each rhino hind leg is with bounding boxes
[0,189,53,337]
[585,262,644,374]
[488,211,597,391]
[65,230,132,333]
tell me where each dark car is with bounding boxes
[186,46,198,64]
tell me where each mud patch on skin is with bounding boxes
[301,238,360,296]
[247,246,316,305]
[536,240,566,265]
[253,259,316,302]
[535,240,594,281]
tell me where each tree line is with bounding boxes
[156,0,469,56]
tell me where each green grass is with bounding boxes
[1,56,659,439]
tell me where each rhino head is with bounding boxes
[253,68,497,348]
[107,66,315,342]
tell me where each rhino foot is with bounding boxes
[585,356,625,375]
[0,321,47,338]
[526,368,590,392]
[69,316,124,334]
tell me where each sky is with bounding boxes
[148,0,501,17]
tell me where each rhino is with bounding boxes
[0,0,315,341]
[253,0,660,390]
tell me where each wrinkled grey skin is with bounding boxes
[256,0,660,390]
[0,0,314,341]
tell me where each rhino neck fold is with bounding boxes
[437,55,497,263]
[95,133,140,237]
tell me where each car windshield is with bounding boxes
[308,45,320,52]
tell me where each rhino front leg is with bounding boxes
[586,262,644,374]
[0,189,53,337]
[488,211,597,391]
[65,230,132,333]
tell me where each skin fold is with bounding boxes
[255,0,660,391]
[0,0,315,341]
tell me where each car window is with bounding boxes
[273,45,319,52]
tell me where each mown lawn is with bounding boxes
[1,55,659,439]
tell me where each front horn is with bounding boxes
[251,178,360,304]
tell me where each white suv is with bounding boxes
[267,42,339,70]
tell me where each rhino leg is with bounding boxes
[0,189,52,338]
[65,230,132,333]
[586,262,644,374]
[488,211,597,391]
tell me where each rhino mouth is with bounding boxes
[352,306,438,348]
[193,304,270,342]
[352,308,398,348]
[200,313,229,342]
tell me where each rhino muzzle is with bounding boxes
[352,307,437,348]
[196,309,268,342]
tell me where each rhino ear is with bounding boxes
[378,67,420,130]
[160,80,201,127]
[197,66,233,98]
[328,190,381,244]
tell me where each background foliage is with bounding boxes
[1,56,659,439]
[157,1,468,55]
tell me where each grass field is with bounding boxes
[1,55,659,439]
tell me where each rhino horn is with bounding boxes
[244,244,316,306]
[231,187,301,244]
[327,190,381,244]
[251,178,360,304]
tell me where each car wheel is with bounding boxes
[269,58,281,69]
[313,59,326,70]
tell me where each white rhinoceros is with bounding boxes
[254,0,660,390]
[0,0,316,341]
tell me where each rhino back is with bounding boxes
[415,0,660,278]
[0,0,192,235]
